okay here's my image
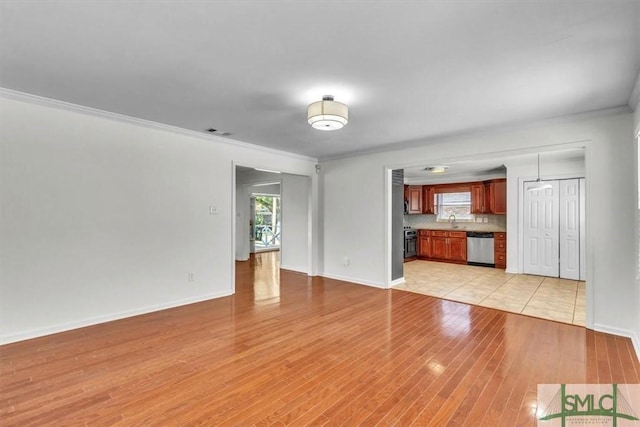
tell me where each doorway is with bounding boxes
[234,165,313,276]
[522,178,585,280]
[252,195,281,252]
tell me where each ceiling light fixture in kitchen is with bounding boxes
[527,153,553,191]
[425,166,448,174]
[307,95,348,131]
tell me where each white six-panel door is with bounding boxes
[523,181,560,277]
[523,178,585,279]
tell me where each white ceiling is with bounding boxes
[1,1,638,160]
[403,148,585,184]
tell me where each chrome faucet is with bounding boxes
[448,214,458,228]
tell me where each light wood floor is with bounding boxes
[398,260,585,326]
[1,252,638,425]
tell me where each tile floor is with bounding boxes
[396,260,585,326]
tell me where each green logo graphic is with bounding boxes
[538,384,639,426]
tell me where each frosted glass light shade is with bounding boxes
[425,166,449,174]
[307,97,348,131]
[527,179,553,191]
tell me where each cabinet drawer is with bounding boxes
[494,232,506,239]
[495,253,506,263]
[449,231,467,238]
[418,230,431,237]
[432,230,448,237]
[495,240,506,251]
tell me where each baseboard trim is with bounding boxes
[389,277,405,287]
[280,264,308,274]
[0,290,233,345]
[320,273,386,289]
[593,323,640,363]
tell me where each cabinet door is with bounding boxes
[431,236,448,259]
[470,183,484,213]
[492,179,507,214]
[422,186,435,214]
[482,179,506,214]
[448,237,467,261]
[407,186,422,214]
[419,236,431,257]
[484,182,495,214]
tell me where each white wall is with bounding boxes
[634,100,640,359]
[321,158,387,287]
[0,94,316,344]
[280,174,311,273]
[320,112,639,348]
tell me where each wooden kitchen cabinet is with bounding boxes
[484,179,506,214]
[470,182,484,214]
[425,230,466,264]
[494,231,506,269]
[422,186,436,214]
[418,230,432,257]
[448,232,467,262]
[431,234,447,259]
[406,186,422,214]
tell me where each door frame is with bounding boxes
[384,141,592,328]
[518,174,585,277]
[231,162,318,294]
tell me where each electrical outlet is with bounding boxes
[188,272,195,282]
[209,205,218,215]
[483,217,488,223]
[343,256,350,267]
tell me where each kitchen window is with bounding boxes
[435,192,473,222]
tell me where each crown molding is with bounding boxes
[0,88,317,163]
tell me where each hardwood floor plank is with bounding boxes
[1,252,637,426]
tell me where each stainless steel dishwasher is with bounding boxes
[467,232,495,267]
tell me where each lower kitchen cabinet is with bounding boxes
[418,230,432,258]
[448,234,467,262]
[494,232,507,269]
[421,230,467,264]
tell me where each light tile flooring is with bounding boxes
[396,260,585,326]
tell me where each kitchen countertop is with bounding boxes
[414,225,506,233]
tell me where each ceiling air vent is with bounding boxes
[206,128,232,137]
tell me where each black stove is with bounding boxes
[404,227,417,238]
[404,227,417,257]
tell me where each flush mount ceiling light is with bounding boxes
[528,153,553,191]
[307,95,348,131]
[424,165,449,174]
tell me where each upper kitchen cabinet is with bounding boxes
[405,185,422,214]
[422,186,436,214]
[484,179,506,214]
[470,182,484,214]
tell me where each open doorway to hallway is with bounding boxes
[234,165,313,291]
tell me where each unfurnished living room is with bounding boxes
[1,1,640,425]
